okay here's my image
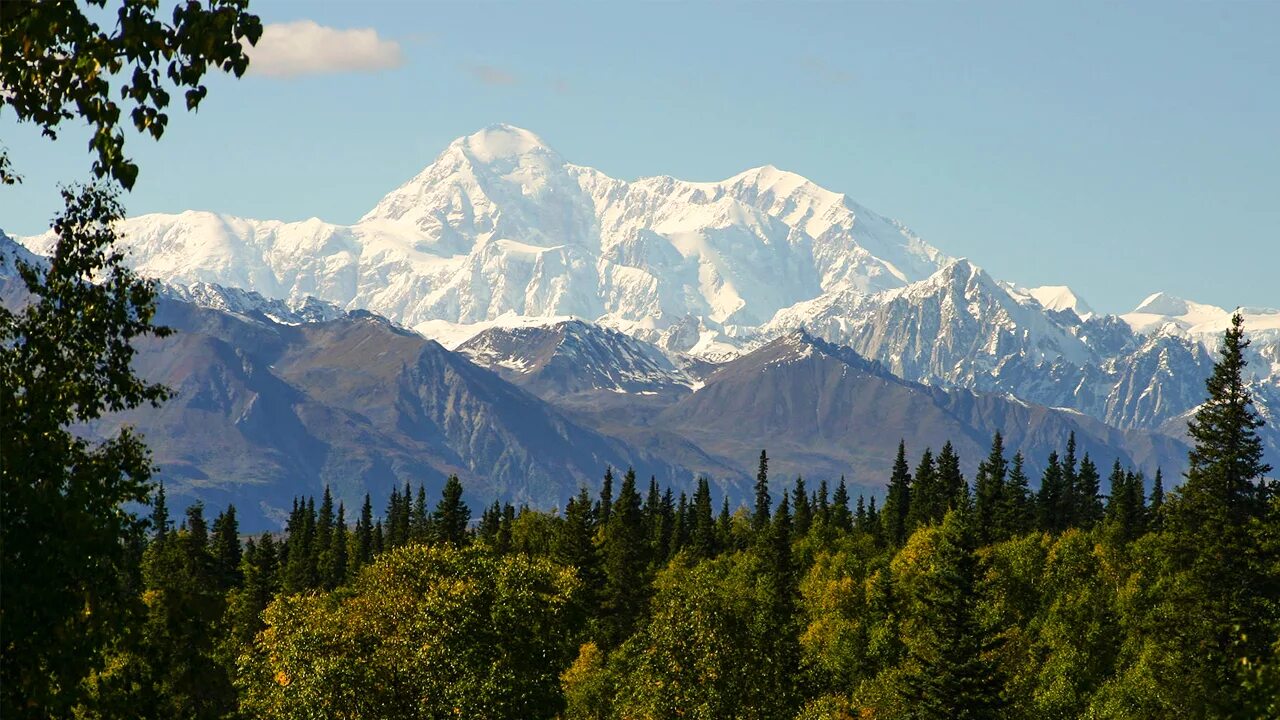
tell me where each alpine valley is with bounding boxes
[9,125,1279,529]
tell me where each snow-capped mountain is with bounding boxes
[10,126,1278,476]
[1026,285,1094,319]
[1122,292,1280,345]
[20,124,948,339]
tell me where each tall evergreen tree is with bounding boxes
[937,441,966,510]
[315,487,334,572]
[227,532,279,650]
[1163,312,1275,712]
[323,503,348,589]
[753,449,771,538]
[598,467,648,649]
[478,501,502,545]
[901,508,1005,719]
[831,477,853,532]
[152,482,171,542]
[716,496,733,551]
[792,476,812,539]
[1073,454,1104,528]
[411,485,431,542]
[667,492,689,559]
[283,498,314,593]
[384,486,403,549]
[1036,452,1069,533]
[642,478,663,559]
[597,467,614,526]
[769,494,795,604]
[355,493,374,567]
[498,503,515,554]
[973,432,1008,545]
[883,440,913,546]
[1148,467,1165,530]
[690,478,716,559]
[210,505,241,591]
[432,475,470,546]
[1062,432,1079,511]
[556,489,600,595]
[816,478,831,527]
[997,452,1033,539]
[866,496,881,541]
[907,448,940,531]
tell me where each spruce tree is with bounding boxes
[907,448,939,531]
[315,487,334,569]
[411,485,431,542]
[1104,460,1144,542]
[283,497,315,593]
[901,507,1005,719]
[227,532,279,650]
[792,476,812,539]
[1165,312,1275,711]
[668,492,689,559]
[1036,452,1068,533]
[883,440,913,546]
[210,505,242,592]
[152,482,172,542]
[997,452,1033,539]
[690,478,716,559]
[478,501,501,545]
[1074,454,1104,528]
[831,477,853,532]
[384,486,402,549]
[432,475,470,546]
[1062,432,1079,517]
[1148,467,1165,530]
[716,497,733,551]
[769,494,795,600]
[649,486,674,564]
[973,432,1008,545]
[557,490,600,587]
[753,449,772,538]
[816,478,831,527]
[355,493,374,566]
[598,467,647,649]
[597,467,614,526]
[323,503,348,589]
[498,503,515,554]
[937,441,967,510]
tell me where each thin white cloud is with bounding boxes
[248,20,404,78]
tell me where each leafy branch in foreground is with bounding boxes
[0,0,263,188]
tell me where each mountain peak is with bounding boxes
[1028,285,1094,318]
[1132,291,1194,317]
[452,124,558,163]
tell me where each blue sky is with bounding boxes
[2,0,1277,313]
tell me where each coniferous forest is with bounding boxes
[9,316,1271,719]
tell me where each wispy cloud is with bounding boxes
[247,20,404,78]
[465,64,518,87]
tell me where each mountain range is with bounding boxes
[8,124,1278,527]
